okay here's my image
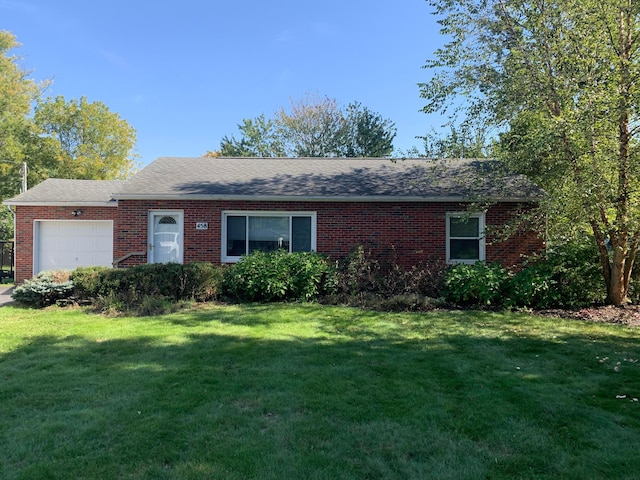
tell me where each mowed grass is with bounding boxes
[1,303,639,479]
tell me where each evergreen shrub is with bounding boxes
[12,270,74,307]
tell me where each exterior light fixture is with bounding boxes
[71,210,83,216]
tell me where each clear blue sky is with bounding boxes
[2,0,445,166]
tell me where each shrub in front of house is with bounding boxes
[222,250,336,302]
[12,270,75,307]
[324,245,447,310]
[72,262,224,312]
[331,245,381,297]
[443,262,509,307]
[71,266,113,299]
[507,241,605,309]
[441,240,606,310]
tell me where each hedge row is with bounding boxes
[11,241,611,313]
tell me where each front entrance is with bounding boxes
[148,211,183,264]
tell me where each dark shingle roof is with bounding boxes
[3,179,124,205]
[2,158,543,205]
[114,157,542,201]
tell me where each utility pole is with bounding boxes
[21,162,27,193]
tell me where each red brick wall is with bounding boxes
[13,205,118,283]
[115,200,543,269]
[13,200,542,283]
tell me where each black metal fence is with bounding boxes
[1,241,14,280]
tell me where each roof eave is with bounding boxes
[2,200,118,207]
[112,193,540,203]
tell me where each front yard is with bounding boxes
[1,303,639,479]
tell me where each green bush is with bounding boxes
[72,262,225,314]
[506,265,552,309]
[222,250,335,302]
[507,241,605,309]
[441,241,605,310]
[12,270,74,307]
[71,266,113,299]
[443,262,509,307]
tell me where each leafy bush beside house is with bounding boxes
[443,263,509,307]
[222,250,336,302]
[72,262,224,304]
[507,241,605,309]
[442,240,606,309]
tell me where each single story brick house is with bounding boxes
[4,157,544,283]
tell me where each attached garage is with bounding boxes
[34,220,114,275]
[3,178,124,283]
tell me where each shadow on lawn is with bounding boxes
[1,310,640,479]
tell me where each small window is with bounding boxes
[222,211,316,262]
[446,213,485,263]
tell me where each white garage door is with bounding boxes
[35,220,113,275]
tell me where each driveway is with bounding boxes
[0,285,15,306]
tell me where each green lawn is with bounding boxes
[1,303,639,479]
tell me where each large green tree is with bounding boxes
[420,0,640,305]
[0,32,44,200]
[219,94,396,158]
[34,96,138,180]
[0,31,46,239]
[219,114,285,157]
[340,102,396,157]
[0,31,139,240]
[419,123,494,159]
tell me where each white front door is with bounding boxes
[148,211,183,264]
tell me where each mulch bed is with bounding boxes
[536,305,640,327]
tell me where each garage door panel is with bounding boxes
[36,221,113,274]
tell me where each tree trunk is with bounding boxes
[608,256,628,306]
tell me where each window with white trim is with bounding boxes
[222,211,317,262]
[446,213,485,263]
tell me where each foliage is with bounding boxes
[11,270,74,307]
[34,96,138,179]
[420,0,640,305]
[441,241,605,309]
[276,94,346,157]
[508,241,606,309]
[218,93,396,158]
[0,32,44,195]
[340,102,396,157]
[0,32,138,237]
[72,263,224,314]
[419,123,495,159]
[0,32,47,238]
[222,250,336,302]
[219,114,285,157]
[443,262,509,307]
[328,245,447,310]
[334,245,381,296]
[380,255,447,298]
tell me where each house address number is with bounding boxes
[195,222,209,230]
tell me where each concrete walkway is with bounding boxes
[0,285,15,306]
